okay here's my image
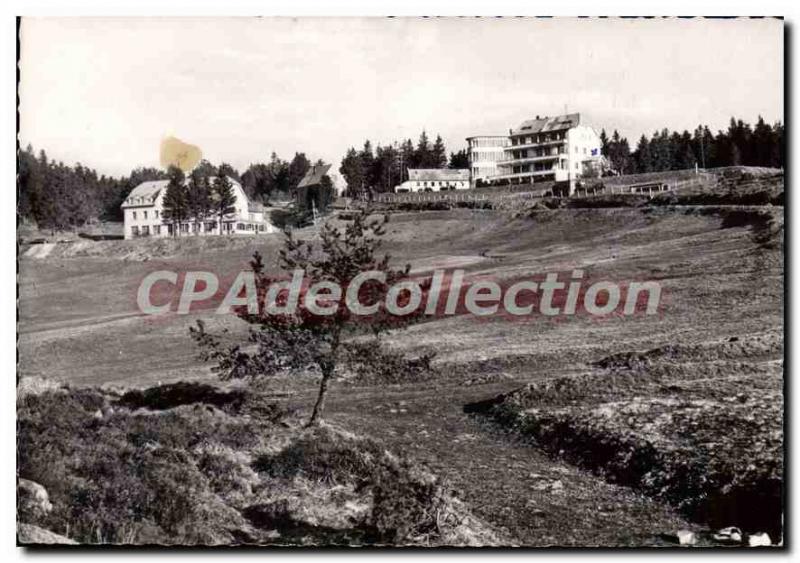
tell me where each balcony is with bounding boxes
[499,153,567,166]
[490,168,570,182]
[508,138,567,151]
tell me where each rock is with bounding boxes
[17,523,77,545]
[676,530,697,545]
[17,479,52,521]
[713,526,742,543]
[748,532,772,547]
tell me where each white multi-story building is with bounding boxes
[467,113,603,192]
[466,135,509,188]
[121,177,274,240]
[396,169,470,192]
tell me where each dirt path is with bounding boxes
[324,381,695,547]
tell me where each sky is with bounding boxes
[19,17,783,177]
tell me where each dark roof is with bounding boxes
[512,113,581,136]
[297,164,331,188]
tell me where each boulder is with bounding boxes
[17,523,76,545]
[17,479,52,521]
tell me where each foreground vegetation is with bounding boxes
[17,378,500,546]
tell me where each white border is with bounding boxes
[3,2,795,562]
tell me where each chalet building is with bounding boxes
[396,169,470,193]
[121,177,274,240]
[295,163,332,209]
[467,113,603,192]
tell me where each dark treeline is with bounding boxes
[339,130,467,197]
[18,145,167,230]
[17,144,317,230]
[600,116,784,176]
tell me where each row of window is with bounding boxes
[413,181,466,188]
[131,222,268,236]
[468,138,508,149]
[510,131,566,146]
[131,225,161,236]
[471,166,497,177]
[510,147,565,160]
[131,210,159,220]
[510,160,582,174]
[509,145,597,160]
[469,150,505,163]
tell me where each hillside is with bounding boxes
[17,170,784,545]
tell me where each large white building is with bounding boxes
[467,113,603,191]
[396,169,470,192]
[121,177,274,240]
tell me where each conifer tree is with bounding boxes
[212,171,237,235]
[161,166,188,236]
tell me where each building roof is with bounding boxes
[407,169,470,182]
[297,164,332,188]
[121,180,168,208]
[513,113,581,136]
[121,177,244,208]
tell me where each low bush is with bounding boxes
[253,426,387,487]
[17,386,274,544]
[117,381,246,412]
[18,383,497,546]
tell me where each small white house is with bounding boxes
[396,169,470,193]
[121,177,274,240]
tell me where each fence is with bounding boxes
[357,168,739,208]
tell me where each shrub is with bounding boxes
[370,461,451,543]
[17,387,267,544]
[117,381,246,412]
[253,426,386,487]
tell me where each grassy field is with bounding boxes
[18,176,784,545]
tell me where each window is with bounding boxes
[144,210,148,219]
[153,225,161,235]
[180,224,189,233]
[131,226,139,236]
[142,226,150,236]
[155,210,159,218]
[132,211,137,220]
